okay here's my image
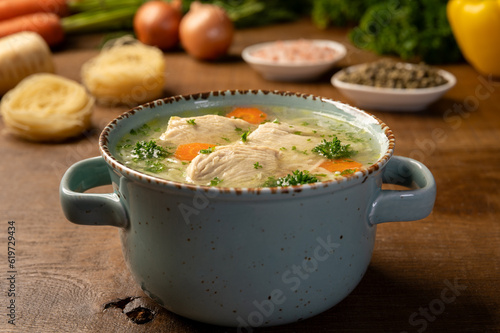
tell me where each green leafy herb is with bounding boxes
[199,146,215,154]
[132,140,170,161]
[340,169,356,176]
[311,0,378,28]
[241,130,251,142]
[186,119,196,125]
[348,0,461,64]
[144,161,166,173]
[294,131,302,135]
[130,124,151,136]
[254,162,263,169]
[210,177,223,186]
[117,142,132,150]
[235,127,243,132]
[312,136,356,159]
[221,137,231,142]
[265,170,319,187]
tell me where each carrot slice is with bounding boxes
[226,107,267,124]
[174,143,216,161]
[320,159,363,173]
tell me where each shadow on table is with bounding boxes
[169,265,495,333]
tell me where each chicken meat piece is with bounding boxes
[186,145,281,187]
[246,122,318,151]
[247,121,325,172]
[160,114,254,145]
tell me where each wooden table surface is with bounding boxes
[1,19,499,333]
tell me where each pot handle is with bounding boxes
[369,155,436,225]
[59,156,128,228]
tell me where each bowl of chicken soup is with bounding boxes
[60,90,436,328]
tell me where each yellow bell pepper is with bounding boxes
[447,0,500,76]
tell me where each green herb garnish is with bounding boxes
[254,162,263,169]
[340,169,356,176]
[265,170,319,187]
[312,136,356,159]
[210,177,223,186]
[199,146,215,154]
[130,124,151,136]
[186,119,196,125]
[241,130,251,142]
[132,140,170,161]
[144,161,166,173]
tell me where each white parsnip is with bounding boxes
[0,32,54,96]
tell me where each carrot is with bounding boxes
[0,13,64,46]
[0,0,69,22]
[319,159,363,173]
[226,107,267,124]
[174,143,217,161]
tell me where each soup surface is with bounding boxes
[114,105,382,187]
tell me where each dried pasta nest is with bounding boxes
[81,36,166,106]
[0,73,94,142]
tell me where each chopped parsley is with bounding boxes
[340,169,356,176]
[264,170,319,187]
[254,162,263,169]
[130,124,151,136]
[186,119,196,125]
[234,127,243,132]
[210,177,223,186]
[241,130,251,142]
[312,136,356,159]
[132,140,170,161]
[144,160,166,173]
[199,146,215,154]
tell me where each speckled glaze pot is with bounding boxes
[60,90,436,329]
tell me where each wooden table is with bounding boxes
[1,19,499,333]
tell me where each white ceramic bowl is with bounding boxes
[242,39,346,81]
[331,64,456,111]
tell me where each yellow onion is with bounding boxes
[179,2,234,60]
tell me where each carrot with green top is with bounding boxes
[226,107,267,124]
[174,143,217,161]
[320,159,362,173]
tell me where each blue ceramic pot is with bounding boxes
[60,90,436,329]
